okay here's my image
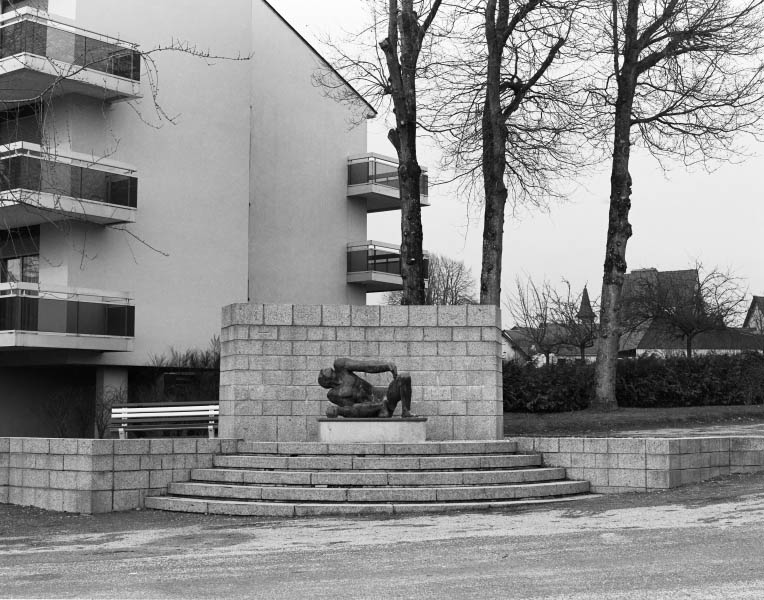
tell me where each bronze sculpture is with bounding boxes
[317,358,414,418]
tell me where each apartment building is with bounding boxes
[0,0,427,436]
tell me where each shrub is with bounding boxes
[503,352,764,412]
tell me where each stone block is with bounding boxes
[452,328,481,342]
[248,326,278,340]
[535,438,560,453]
[558,438,585,453]
[364,326,395,341]
[114,455,141,471]
[731,437,764,451]
[350,341,381,356]
[227,325,251,340]
[394,328,424,342]
[336,327,366,341]
[229,303,264,326]
[149,439,174,454]
[645,438,680,454]
[571,453,597,468]
[378,341,409,356]
[437,341,468,356]
[221,355,249,371]
[172,439,197,454]
[22,469,49,488]
[293,305,322,326]
[22,438,50,453]
[50,439,78,454]
[62,490,92,513]
[618,453,646,469]
[249,356,281,371]
[322,305,351,326]
[91,471,114,491]
[264,304,293,325]
[277,416,308,442]
[140,455,164,470]
[263,341,292,355]
[114,439,149,455]
[679,438,702,454]
[466,401,498,416]
[409,306,438,327]
[595,453,619,468]
[280,356,307,370]
[608,469,646,488]
[427,416,454,440]
[380,306,409,326]
[113,490,142,512]
[90,491,113,514]
[607,438,645,454]
[351,305,380,327]
[466,342,497,356]
[436,401,467,416]
[467,304,499,326]
[307,326,336,340]
[63,455,92,471]
[423,327,452,341]
[646,454,671,469]
[149,470,174,489]
[35,454,63,470]
[437,305,467,326]
[278,326,308,341]
[114,471,150,490]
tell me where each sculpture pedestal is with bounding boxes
[317,417,428,444]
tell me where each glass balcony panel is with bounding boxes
[0,19,140,81]
[45,24,74,63]
[347,162,369,186]
[0,154,137,209]
[372,160,399,189]
[0,114,42,145]
[76,300,104,335]
[36,296,65,332]
[106,304,132,336]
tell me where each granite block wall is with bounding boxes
[219,304,503,442]
[0,437,238,513]
[508,435,764,493]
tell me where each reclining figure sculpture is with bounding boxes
[317,358,414,418]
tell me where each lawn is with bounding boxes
[503,404,764,437]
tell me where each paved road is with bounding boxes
[3,473,764,599]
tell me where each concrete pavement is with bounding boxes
[3,470,764,598]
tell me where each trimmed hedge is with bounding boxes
[503,353,764,413]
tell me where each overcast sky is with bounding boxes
[268,0,764,315]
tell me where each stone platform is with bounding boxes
[144,441,593,517]
[318,417,428,443]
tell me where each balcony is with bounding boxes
[347,241,429,293]
[0,11,140,105]
[347,153,429,213]
[0,142,137,227]
[0,281,134,351]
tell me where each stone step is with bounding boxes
[145,492,598,517]
[213,453,541,471]
[166,480,589,503]
[189,467,567,487]
[235,440,518,456]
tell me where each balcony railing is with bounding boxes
[347,241,429,293]
[0,282,134,349]
[347,154,429,213]
[0,12,140,103]
[0,142,137,226]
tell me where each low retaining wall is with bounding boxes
[219,304,503,442]
[508,436,764,493]
[0,437,238,513]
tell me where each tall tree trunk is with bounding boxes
[686,335,693,357]
[480,0,509,306]
[380,0,429,305]
[593,71,636,410]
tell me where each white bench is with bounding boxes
[110,402,219,439]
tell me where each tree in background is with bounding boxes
[588,0,764,409]
[505,276,563,364]
[386,253,477,305]
[621,265,747,357]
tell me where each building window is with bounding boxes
[1,254,38,283]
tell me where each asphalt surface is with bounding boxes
[3,471,764,599]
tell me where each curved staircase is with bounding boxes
[145,440,593,517]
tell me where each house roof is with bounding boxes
[621,268,699,307]
[743,296,764,328]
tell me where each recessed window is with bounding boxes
[1,254,38,283]
[1,0,48,13]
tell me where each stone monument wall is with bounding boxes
[219,304,503,442]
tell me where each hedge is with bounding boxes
[503,353,764,413]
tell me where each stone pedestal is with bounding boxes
[318,418,428,443]
[219,304,503,442]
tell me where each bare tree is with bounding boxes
[621,265,747,357]
[386,253,478,304]
[319,1,443,305]
[589,0,764,408]
[506,276,565,364]
[421,1,585,306]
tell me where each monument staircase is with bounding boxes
[145,440,594,517]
